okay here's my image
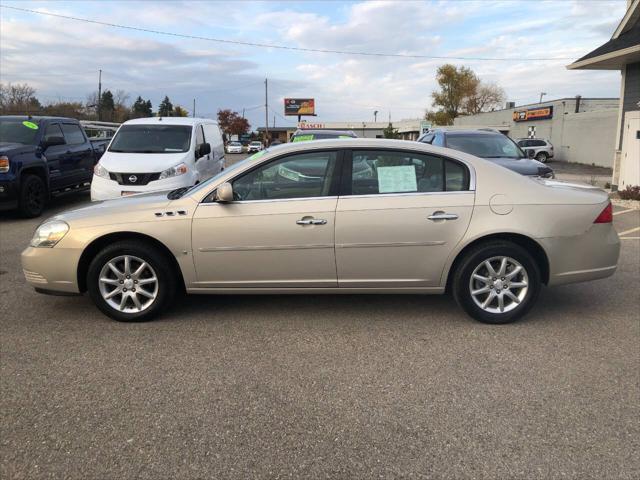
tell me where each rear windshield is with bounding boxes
[445,134,524,159]
[0,119,40,145]
[108,124,192,153]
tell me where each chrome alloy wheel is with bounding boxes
[98,255,159,313]
[469,256,529,314]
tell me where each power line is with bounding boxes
[0,5,575,62]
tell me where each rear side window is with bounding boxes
[349,150,469,195]
[61,123,85,145]
[531,140,546,147]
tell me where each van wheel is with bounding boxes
[87,241,176,322]
[535,152,548,163]
[452,241,541,324]
[19,174,47,218]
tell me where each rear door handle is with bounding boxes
[296,218,327,225]
[427,212,458,221]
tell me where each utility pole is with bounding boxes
[242,108,245,119]
[264,78,269,145]
[193,99,196,118]
[374,110,378,123]
[273,115,276,128]
[97,69,102,121]
[539,92,547,104]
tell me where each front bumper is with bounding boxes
[90,173,197,201]
[0,175,19,211]
[541,224,620,286]
[21,246,83,294]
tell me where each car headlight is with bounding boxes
[94,162,109,179]
[0,156,9,173]
[30,220,69,248]
[159,162,188,180]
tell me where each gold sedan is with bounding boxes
[22,139,620,324]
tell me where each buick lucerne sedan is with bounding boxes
[22,139,620,324]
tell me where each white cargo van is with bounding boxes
[91,117,225,201]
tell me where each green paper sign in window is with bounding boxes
[292,134,314,142]
[22,121,39,130]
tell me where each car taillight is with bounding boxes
[594,202,613,224]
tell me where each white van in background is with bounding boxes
[91,117,225,201]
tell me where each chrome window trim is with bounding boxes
[198,195,338,206]
[338,191,475,200]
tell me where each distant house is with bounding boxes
[567,0,640,190]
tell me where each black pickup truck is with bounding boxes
[0,116,109,217]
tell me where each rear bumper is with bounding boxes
[21,246,82,294]
[540,224,620,286]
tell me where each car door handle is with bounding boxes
[427,212,458,221]
[296,218,327,225]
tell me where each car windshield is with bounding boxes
[0,118,40,145]
[250,142,261,145]
[293,132,354,141]
[108,124,192,153]
[446,134,525,159]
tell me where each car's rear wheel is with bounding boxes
[87,241,176,322]
[19,174,47,218]
[536,152,548,163]
[452,241,541,324]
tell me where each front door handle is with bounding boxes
[427,212,458,221]
[296,218,327,225]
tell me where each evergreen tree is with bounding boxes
[158,96,173,117]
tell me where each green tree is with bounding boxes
[430,64,479,123]
[158,96,173,117]
[100,90,115,121]
[173,105,189,117]
[131,96,153,117]
[383,123,400,139]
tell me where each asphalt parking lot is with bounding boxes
[1,161,639,479]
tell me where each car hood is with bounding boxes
[483,157,550,175]
[0,142,36,155]
[99,151,190,173]
[50,191,173,227]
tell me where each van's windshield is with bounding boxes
[108,125,192,153]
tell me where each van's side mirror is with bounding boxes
[526,149,535,159]
[41,136,65,150]
[215,182,233,202]
[197,142,211,159]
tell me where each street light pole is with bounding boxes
[539,92,547,104]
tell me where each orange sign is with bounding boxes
[513,106,553,122]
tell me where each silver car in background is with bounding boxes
[22,139,619,324]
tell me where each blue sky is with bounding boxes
[0,0,627,129]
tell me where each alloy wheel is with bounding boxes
[98,255,158,313]
[469,256,529,314]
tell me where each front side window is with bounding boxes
[109,125,192,153]
[349,150,468,195]
[432,133,445,147]
[61,123,85,145]
[196,125,205,146]
[43,124,65,144]
[232,151,338,201]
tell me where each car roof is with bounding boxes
[0,115,76,122]
[431,128,502,136]
[293,129,357,136]
[123,117,217,126]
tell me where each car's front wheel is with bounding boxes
[452,241,541,324]
[87,241,176,322]
[536,152,548,163]
[19,174,47,217]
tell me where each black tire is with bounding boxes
[535,152,548,163]
[19,174,47,218]
[87,240,177,322]
[452,241,541,324]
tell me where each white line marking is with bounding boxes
[618,226,640,236]
[620,237,640,240]
[613,208,639,216]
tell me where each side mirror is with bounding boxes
[41,136,65,150]
[526,149,535,159]
[197,142,211,159]
[215,182,233,203]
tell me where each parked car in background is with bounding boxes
[291,129,357,142]
[247,141,263,153]
[23,139,618,325]
[226,141,243,154]
[516,138,554,163]
[418,129,554,178]
[91,117,224,201]
[0,116,108,217]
